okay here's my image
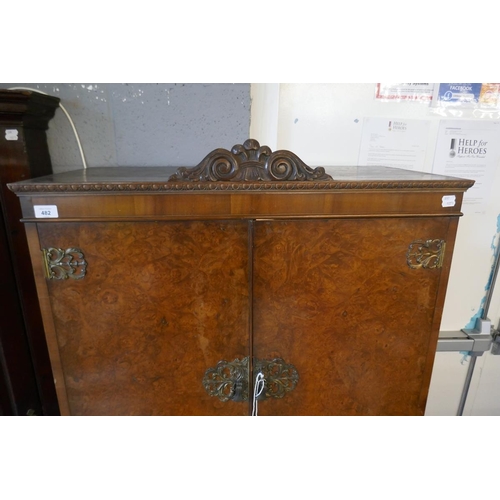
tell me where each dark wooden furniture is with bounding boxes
[8,139,474,415]
[0,90,60,415]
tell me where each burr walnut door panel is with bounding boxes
[252,218,453,416]
[37,221,250,416]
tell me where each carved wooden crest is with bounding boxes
[168,139,333,182]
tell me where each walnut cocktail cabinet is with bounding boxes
[9,140,474,416]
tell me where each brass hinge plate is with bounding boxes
[42,247,87,280]
[407,239,446,269]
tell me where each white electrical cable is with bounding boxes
[7,86,88,169]
[252,372,265,416]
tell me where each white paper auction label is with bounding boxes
[441,195,456,207]
[34,205,59,218]
[5,129,19,141]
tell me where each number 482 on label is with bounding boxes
[34,205,59,218]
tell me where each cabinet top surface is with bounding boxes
[9,165,474,194]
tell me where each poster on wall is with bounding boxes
[433,120,500,214]
[432,83,500,108]
[358,117,430,171]
[375,83,434,102]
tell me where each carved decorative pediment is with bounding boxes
[168,139,333,182]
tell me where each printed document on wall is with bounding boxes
[375,83,434,102]
[433,120,500,214]
[358,117,430,171]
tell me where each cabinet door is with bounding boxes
[253,218,453,416]
[37,221,250,415]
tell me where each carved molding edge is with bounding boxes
[9,181,475,193]
[42,247,87,280]
[202,356,299,402]
[406,239,446,269]
[169,139,333,182]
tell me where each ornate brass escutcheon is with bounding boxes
[42,247,87,280]
[202,356,299,402]
[254,358,299,400]
[202,357,250,402]
[406,239,446,270]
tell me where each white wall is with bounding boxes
[251,83,500,415]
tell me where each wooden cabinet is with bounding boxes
[8,139,474,415]
[0,90,60,415]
